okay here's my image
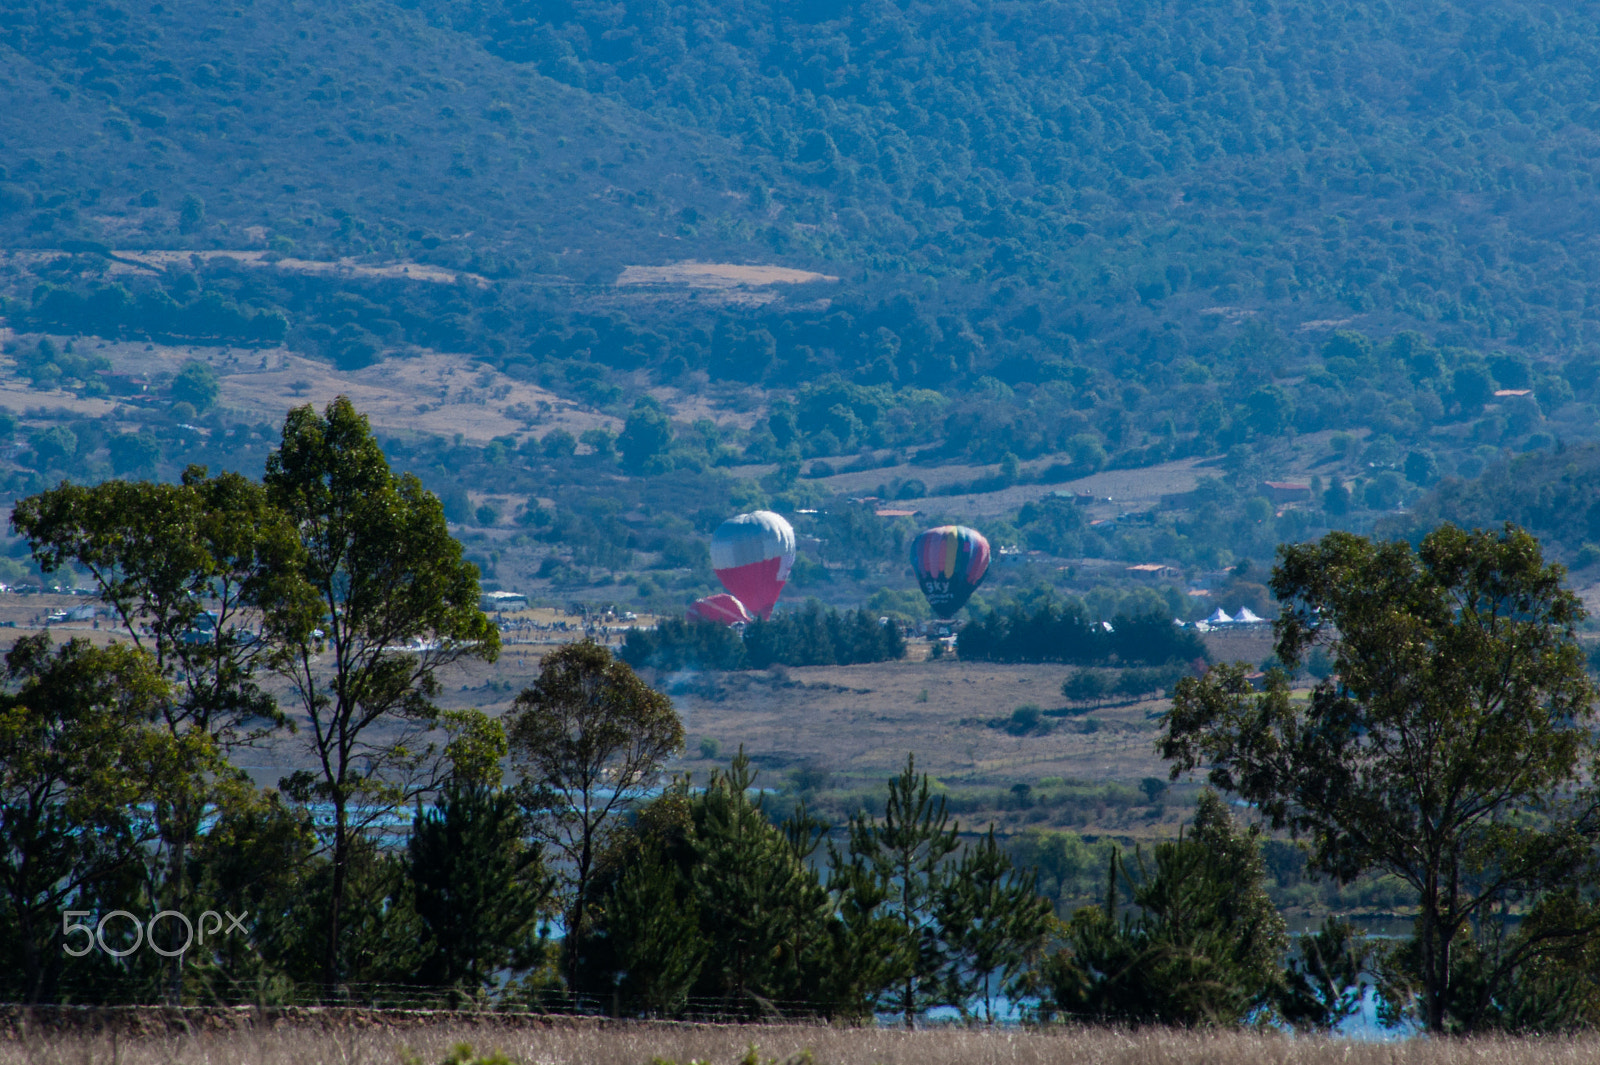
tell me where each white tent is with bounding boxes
[1233,608,1266,625]
[1205,607,1233,626]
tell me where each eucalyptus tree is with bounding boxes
[262,396,500,993]
[506,640,683,990]
[12,466,306,998]
[0,636,169,1003]
[1163,524,1600,1032]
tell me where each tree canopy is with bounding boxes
[1162,523,1600,1032]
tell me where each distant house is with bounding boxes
[1261,481,1311,504]
[1126,563,1181,580]
[1493,389,1533,398]
[480,590,528,612]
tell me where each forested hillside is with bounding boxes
[5,0,1600,609]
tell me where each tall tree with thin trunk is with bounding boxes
[846,754,961,1028]
[506,640,683,993]
[938,826,1054,1024]
[262,396,499,995]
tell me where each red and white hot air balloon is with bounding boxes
[686,593,755,627]
[710,510,795,620]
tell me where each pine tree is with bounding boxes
[1042,791,1286,1026]
[407,783,554,991]
[938,827,1055,1024]
[690,751,831,1018]
[850,754,962,1027]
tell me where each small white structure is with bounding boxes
[480,590,528,613]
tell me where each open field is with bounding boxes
[0,329,624,446]
[664,657,1172,789]
[0,599,1279,834]
[4,1017,1599,1065]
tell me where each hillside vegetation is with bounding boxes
[5,0,1600,611]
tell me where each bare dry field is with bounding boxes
[215,351,622,444]
[0,248,492,288]
[665,657,1172,793]
[616,261,840,288]
[0,327,622,445]
[812,455,1222,522]
[3,1020,1595,1065]
[612,261,841,307]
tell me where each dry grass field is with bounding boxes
[666,658,1171,788]
[0,325,627,446]
[4,1020,1597,1065]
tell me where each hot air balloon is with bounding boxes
[686,593,754,627]
[910,525,990,618]
[710,510,795,620]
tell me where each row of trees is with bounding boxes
[619,603,905,672]
[957,603,1207,666]
[26,282,288,346]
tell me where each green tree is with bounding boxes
[1042,792,1286,1026]
[1279,916,1374,1031]
[579,428,616,460]
[182,785,318,1003]
[30,426,77,471]
[603,837,707,1017]
[107,432,162,476]
[178,193,205,233]
[541,429,578,458]
[617,401,674,474]
[1245,385,1293,437]
[1404,448,1440,487]
[0,636,170,1003]
[407,781,555,991]
[506,640,683,989]
[1061,668,1107,704]
[821,822,907,1021]
[12,469,304,1000]
[262,396,500,993]
[689,752,832,1017]
[938,827,1054,1024]
[1162,524,1600,1033]
[846,754,961,1027]
[171,360,220,412]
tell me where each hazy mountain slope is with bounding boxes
[10,0,1600,357]
[434,0,1600,347]
[0,0,789,277]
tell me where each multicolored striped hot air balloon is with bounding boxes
[710,510,795,620]
[910,525,990,618]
